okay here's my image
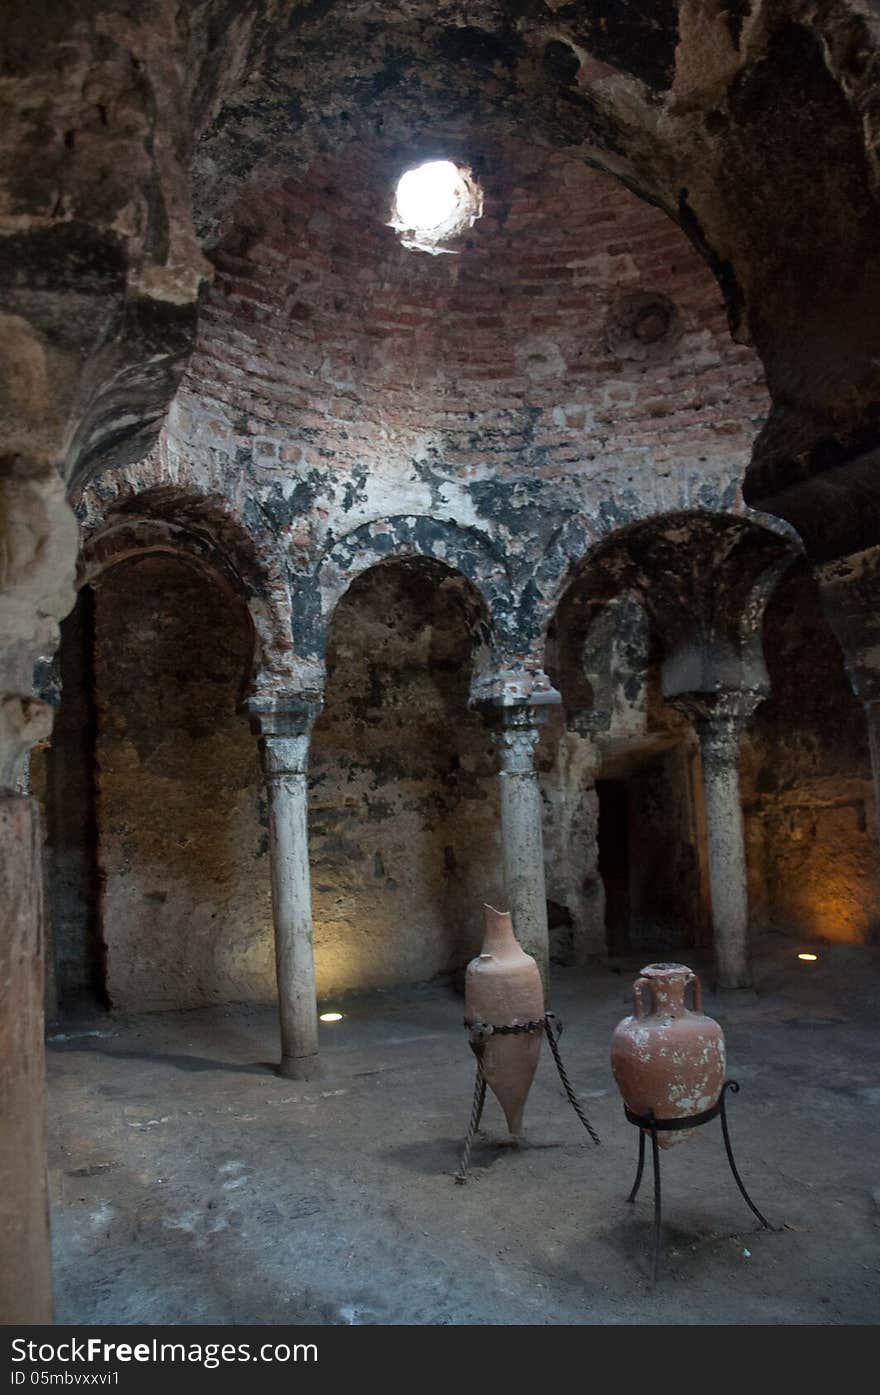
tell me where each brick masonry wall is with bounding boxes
[162,139,768,608]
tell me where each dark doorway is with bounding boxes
[597,778,630,955]
[41,586,105,1009]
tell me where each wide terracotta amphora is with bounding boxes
[610,963,725,1148]
[464,905,544,1139]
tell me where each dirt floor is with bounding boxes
[47,934,880,1325]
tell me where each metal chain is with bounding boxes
[464,1016,546,1037]
[456,1010,601,1177]
[543,1012,601,1146]
[455,1059,487,1184]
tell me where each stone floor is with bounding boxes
[47,934,880,1325]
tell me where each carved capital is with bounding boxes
[485,701,549,775]
[260,734,311,779]
[671,689,761,772]
[245,694,322,778]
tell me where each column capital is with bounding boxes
[484,699,553,775]
[670,688,762,744]
[244,693,323,739]
[471,665,561,709]
[244,694,322,777]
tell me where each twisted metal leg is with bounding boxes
[627,1128,646,1204]
[626,1119,663,1284]
[455,1062,487,1184]
[473,1071,486,1134]
[650,1125,662,1285]
[543,1013,601,1146]
[719,1081,774,1230]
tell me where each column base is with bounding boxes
[278,1052,322,1081]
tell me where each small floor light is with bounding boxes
[797,952,819,962]
[319,1011,344,1023]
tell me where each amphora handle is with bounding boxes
[686,970,702,1012]
[633,969,702,1017]
[632,977,651,1019]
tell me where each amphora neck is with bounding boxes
[481,905,518,958]
[642,963,692,1016]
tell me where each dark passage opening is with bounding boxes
[597,778,630,956]
[42,586,106,1009]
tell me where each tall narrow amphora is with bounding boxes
[610,962,725,1148]
[464,904,545,1138]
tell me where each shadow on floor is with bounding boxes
[48,1041,277,1077]
[383,1135,573,1178]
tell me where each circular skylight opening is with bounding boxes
[390,160,482,253]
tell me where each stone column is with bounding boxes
[490,703,552,986]
[0,711,56,1324]
[248,697,322,1078]
[0,469,77,1323]
[674,694,760,990]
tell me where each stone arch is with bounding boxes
[77,484,296,696]
[527,490,800,669]
[301,515,515,677]
[544,507,801,713]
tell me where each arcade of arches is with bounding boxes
[4,0,880,1326]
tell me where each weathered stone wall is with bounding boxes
[743,564,880,946]
[80,552,506,1009]
[541,723,603,967]
[311,559,503,994]
[77,535,876,1015]
[94,554,272,1011]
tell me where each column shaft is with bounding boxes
[697,720,752,989]
[262,736,319,1077]
[496,712,550,986]
[0,795,53,1321]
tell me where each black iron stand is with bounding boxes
[624,1079,776,1284]
[455,1011,600,1184]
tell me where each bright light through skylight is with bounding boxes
[395,160,462,232]
[390,160,482,253]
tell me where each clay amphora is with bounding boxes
[610,963,725,1148]
[464,905,545,1138]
